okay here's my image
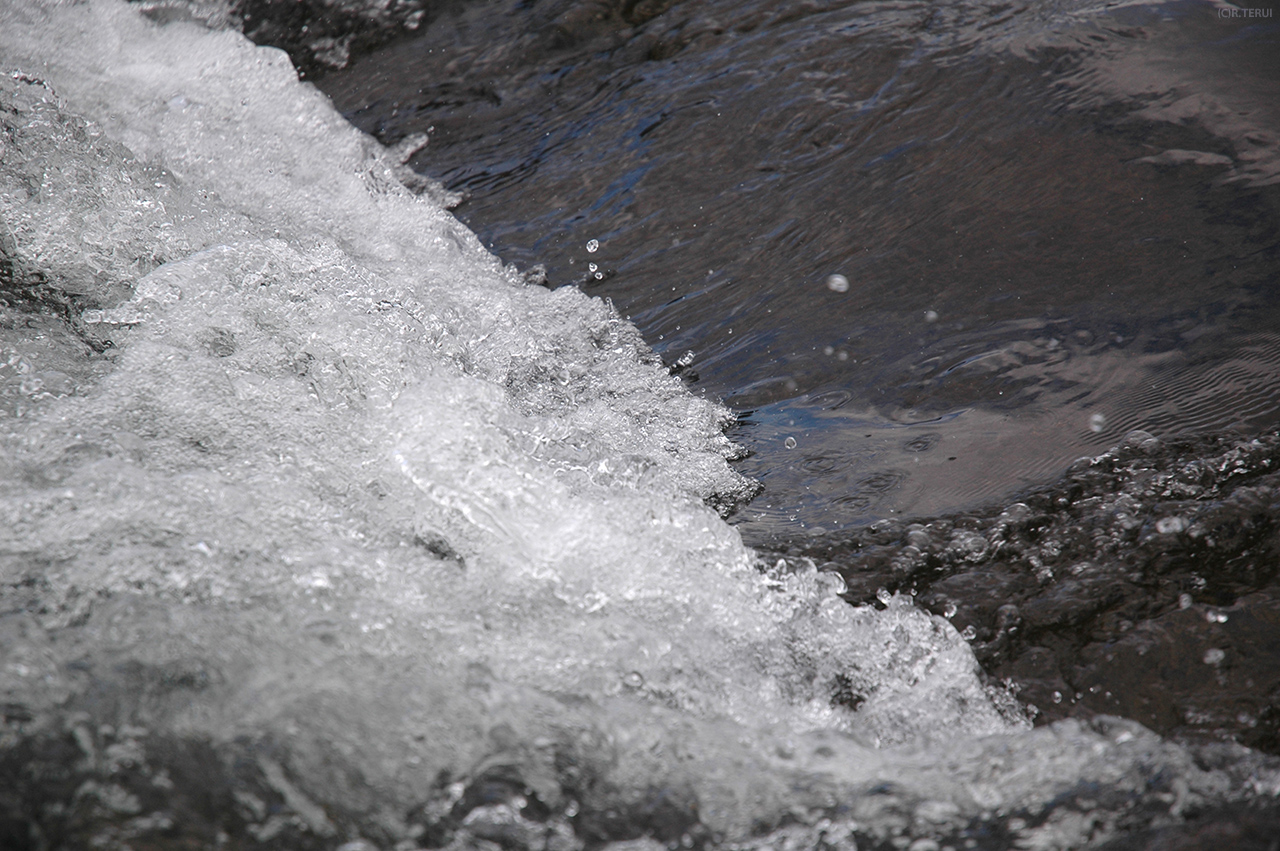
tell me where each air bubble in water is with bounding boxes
[943,602,957,619]
[924,310,939,323]
[825,274,849,293]
[622,671,644,689]
[876,588,892,605]
[960,625,977,641]
[586,239,599,253]
[1089,413,1107,433]
[784,436,797,449]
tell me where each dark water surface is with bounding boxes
[311,0,1280,759]
[319,0,1280,542]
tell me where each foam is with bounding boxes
[1,2,1276,847]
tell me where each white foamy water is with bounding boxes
[1,2,1277,847]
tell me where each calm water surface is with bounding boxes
[319,0,1280,544]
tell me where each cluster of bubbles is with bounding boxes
[587,240,603,279]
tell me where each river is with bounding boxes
[2,1,1279,848]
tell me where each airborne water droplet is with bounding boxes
[825,274,849,293]
[784,436,797,449]
[586,239,599,253]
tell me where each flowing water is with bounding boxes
[314,0,1280,783]
[3,1,1280,849]
[319,0,1280,540]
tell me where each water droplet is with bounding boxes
[906,529,931,549]
[1089,413,1107,433]
[588,262,598,272]
[943,602,957,619]
[594,272,603,280]
[1179,593,1193,609]
[1001,503,1031,523]
[1052,690,1063,704]
[1156,516,1186,534]
[1203,648,1226,665]
[825,274,849,293]
[586,239,599,253]
[622,671,644,689]
[923,310,939,323]
[960,625,977,641]
[876,588,892,605]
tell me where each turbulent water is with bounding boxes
[2,1,1280,850]
[319,0,1280,539]
[313,0,1280,795]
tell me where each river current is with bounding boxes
[318,0,1280,539]
[315,0,1280,774]
[3,1,1280,849]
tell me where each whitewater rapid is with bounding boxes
[1,2,1277,848]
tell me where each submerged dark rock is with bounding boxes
[130,0,435,78]
[1,74,174,325]
[766,429,1280,753]
[5,705,1279,851]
